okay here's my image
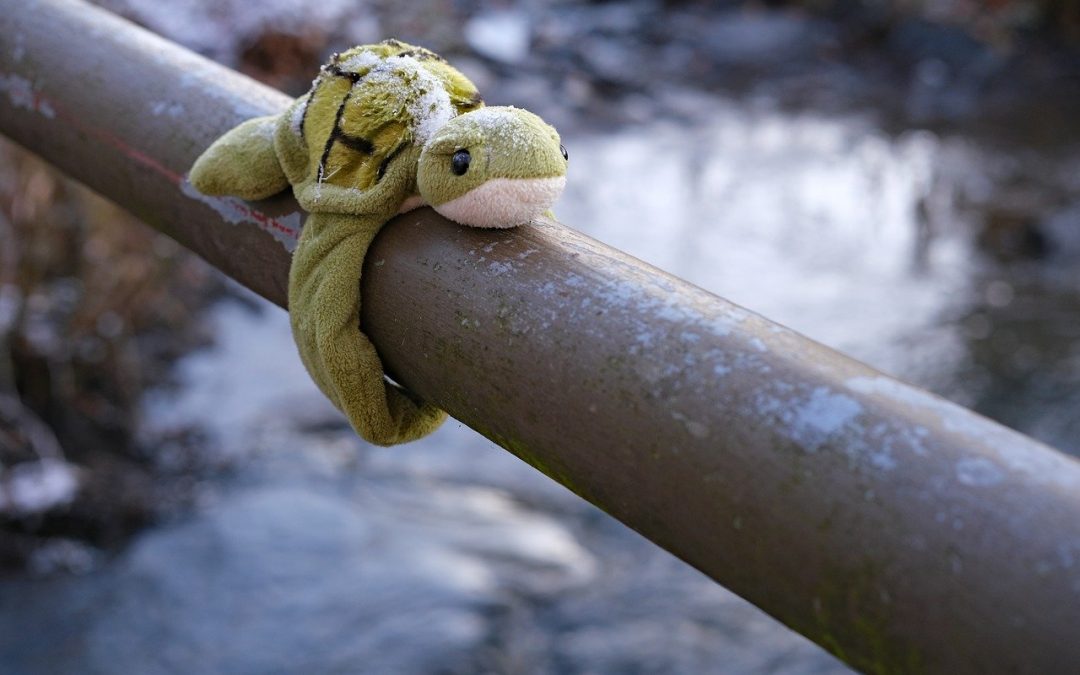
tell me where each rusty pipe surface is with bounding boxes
[3,1,1080,672]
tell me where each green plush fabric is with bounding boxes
[189,40,568,446]
[189,116,287,200]
[289,211,447,443]
[417,106,567,203]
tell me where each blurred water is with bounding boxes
[2,90,1079,672]
[562,106,966,367]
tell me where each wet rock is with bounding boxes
[238,29,330,96]
[1039,202,1080,261]
[977,208,1049,261]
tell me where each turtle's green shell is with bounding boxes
[278,40,483,212]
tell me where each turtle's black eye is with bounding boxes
[560,144,568,161]
[451,149,471,175]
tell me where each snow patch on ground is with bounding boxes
[464,11,531,64]
[0,459,79,516]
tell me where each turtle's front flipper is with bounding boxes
[289,212,447,446]
[189,116,289,200]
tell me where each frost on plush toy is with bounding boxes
[188,40,568,446]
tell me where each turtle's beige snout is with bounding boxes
[433,176,565,228]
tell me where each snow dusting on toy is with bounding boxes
[188,40,568,446]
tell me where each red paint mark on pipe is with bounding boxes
[3,70,301,245]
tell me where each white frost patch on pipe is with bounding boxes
[955,457,1005,487]
[779,386,867,457]
[0,72,56,119]
[487,261,514,276]
[582,273,752,346]
[793,387,863,438]
[180,178,301,251]
[149,100,185,118]
[756,384,907,469]
[847,375,1080,488]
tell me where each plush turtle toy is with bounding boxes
[189,40,568,445]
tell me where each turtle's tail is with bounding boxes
[288,212,447,445]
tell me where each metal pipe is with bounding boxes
[4,1,1080,672]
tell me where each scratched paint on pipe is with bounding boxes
[0,61,300,251]
[179,179,301,251]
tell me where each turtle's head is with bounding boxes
[417,107,567,228]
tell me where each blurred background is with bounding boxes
[1,0,1079,672]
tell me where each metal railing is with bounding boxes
[4,1,1080,672]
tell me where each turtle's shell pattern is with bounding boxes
[291,40,483,199]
